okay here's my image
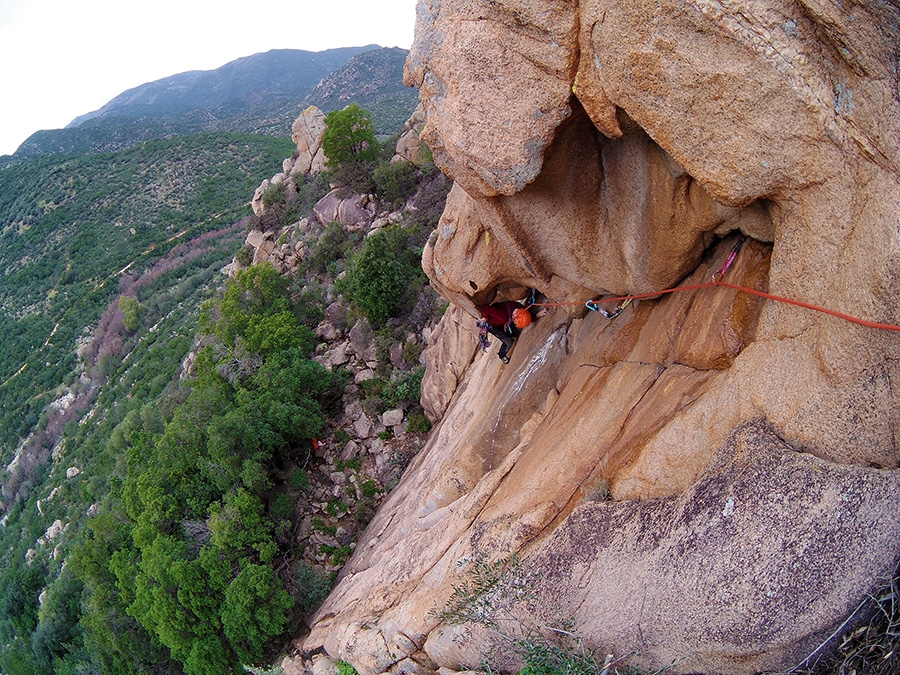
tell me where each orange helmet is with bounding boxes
[513,308,532,329]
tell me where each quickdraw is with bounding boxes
[586,297,632,320]
[713,235,746,283]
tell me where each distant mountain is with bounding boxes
[68,46,377,126]
[303,47,420,136]
[8,45,419,161]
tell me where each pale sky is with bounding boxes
[0,0,418,156]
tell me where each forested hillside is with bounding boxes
[0,134,294,472]
[0,85,449,673]
[0,130,296,672]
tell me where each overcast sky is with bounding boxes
[0,0,418,156]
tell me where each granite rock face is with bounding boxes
[288,1,900,673]
[290,106,328,175]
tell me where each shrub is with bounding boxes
[269,492,293,521]
[307,222,354,275]
[261,181,285,208]
[293,563,333,615]
[383,367,425,409]
[319,544,353,567]
[407,411,431,434]
[373,160,419,205]
[325,498,349,517]
[119,295,141,333]
[336,661,360,675]
[235,244,254,267]
[221,564,293,665]
[343,226,426,325]
[290,469,309,491]
[292,172,332,214]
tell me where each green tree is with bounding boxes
[119,295,141,332]
[221,563,293,665]
[322,103,379,168]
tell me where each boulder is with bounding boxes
[252,237,276,265]
[314,190,376,232]
[353,415,374,439]
[251,179,269,216]
[354,368,375,385]
[382,409,405,428]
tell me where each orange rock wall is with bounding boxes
[291,1,900,673]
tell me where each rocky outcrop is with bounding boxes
[237,106,433,275]
[393,103,427,166]
[290,106,328,175]
[289,1,900,673]
[250,106,328,217]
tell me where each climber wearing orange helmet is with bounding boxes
[478,300,531,364]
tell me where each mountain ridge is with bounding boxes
[6,45,416,163]
[68,46,378,126]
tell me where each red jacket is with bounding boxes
[480,301,523,328]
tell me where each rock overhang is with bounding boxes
[290,2,900,674]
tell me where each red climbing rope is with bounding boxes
[530,236,900,333]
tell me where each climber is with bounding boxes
[477,300,531,364]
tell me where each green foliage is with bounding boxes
[221,563,293,665]
[291,171,333,214]
[336,661,360,675]
[311,517,336,537]
[307,222,356,275]
[119,295,141,332]
[319,544,353,567]
[342,225,426,325]
[435,554,521,628]
[373,159,419,204]
[407,411,432,434]
[270,492,294,521]
[516,638,611,675]
[323,103,379,169]
[30,566,84,670]
[73,258,338,674]
[290,469,310,491]
[261,180,286,208]
[383,366,424,409]
[334,457,361,472]
[236,243,254,266]
[325,498,349,517]
[0,132,292,456]
[359,479,381,499]
[0,88,446,675]
[293,563,333,615]
[322,104,383,193]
